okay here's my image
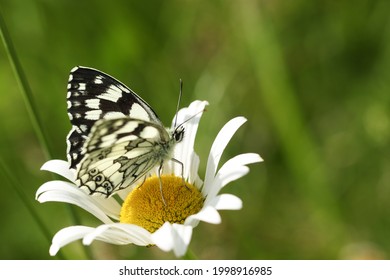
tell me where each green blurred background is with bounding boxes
[0,0,389,259]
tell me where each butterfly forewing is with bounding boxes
[66,66,161,169]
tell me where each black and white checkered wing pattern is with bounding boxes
[66,66,162,169]
[76,118,171,197]
[65,66,185,197]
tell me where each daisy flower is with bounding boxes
[36,100,263,258]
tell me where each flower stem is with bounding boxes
[0,8,52,160]
[0,8,91,259]
[182,248,198,260]
[0,159,65,260]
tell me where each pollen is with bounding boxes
[120,175,204,233]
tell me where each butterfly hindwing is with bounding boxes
[76,118,171,197]
[66,66,161,169]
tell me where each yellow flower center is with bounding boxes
[120,175,204,233]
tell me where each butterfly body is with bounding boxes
[66,66,184,197]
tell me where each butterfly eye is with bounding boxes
[174,126,185,142]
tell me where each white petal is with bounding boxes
[170,100,208,180]
[204,153,262,203]
[185,205,221,225]
[115,188,132,201]
[36,180,114,224]
[83,223,152,246]
[203,117,247,196]
[152,223,174,251]
[206,166,249,205]
[41,160,75,182]
[50,226,95,256]
[89,196,122,220]
[172,100,208,135]
[209,194,243,210]
[152,222,193,257]
[190,153,203,187]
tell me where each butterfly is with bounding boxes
[66,66,185,198]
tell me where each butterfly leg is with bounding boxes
[170,157,189,190]
[158,162,167,206]
[138,175,147,188]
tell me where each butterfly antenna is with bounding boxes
[176,108,206,128]
[174,79,183,129]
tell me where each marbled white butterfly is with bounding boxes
[66,66,185,198]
